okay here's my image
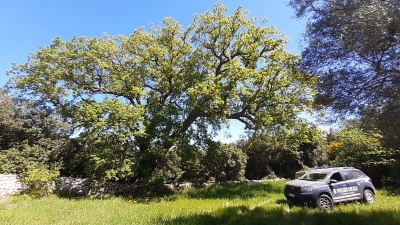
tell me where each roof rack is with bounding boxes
[312,166,355,170]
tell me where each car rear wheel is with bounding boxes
[363,189,374,204]
[317,194,334,210]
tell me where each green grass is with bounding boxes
[1,180,399,225]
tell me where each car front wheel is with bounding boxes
[317,194,334,210]
[363,189,374,204]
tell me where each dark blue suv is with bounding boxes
[284,167,376,209]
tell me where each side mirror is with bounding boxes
[329,179,338,184]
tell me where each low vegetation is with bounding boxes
[1,180,399,225]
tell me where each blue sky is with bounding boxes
[0,0,306,142]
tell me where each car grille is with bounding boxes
[285,185,301,194]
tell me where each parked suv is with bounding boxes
[284,167,376,210]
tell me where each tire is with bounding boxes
[363,189,374,204]
[317,194,334,210]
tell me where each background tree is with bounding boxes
[0,89,15,148]
[326,123,400,186]
[289,1,400,183]
[0,91,73,174]
[289,0,400,144]
[239,123,325,179]
[175,143,206,184]
[289,0,400,114]
[202,141,247,182]
[8,4,316,183]
[359,101,400,149]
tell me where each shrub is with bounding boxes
[328,126,399,186]
[21,168,59,198]
[202,142,247,182]
[262,171,278,180]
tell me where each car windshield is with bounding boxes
[299,172,328,181]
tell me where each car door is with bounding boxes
[329,172,348,202]
[342,171,362,200]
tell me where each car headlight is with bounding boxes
[301,186,314,193]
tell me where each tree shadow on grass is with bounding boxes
[157,205,400,225]
[182,182,283,200]
[276,198,315,209]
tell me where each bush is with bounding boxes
[327,126,399,186]
[21,168,59,198]
[0,145,61,174]
[202,141,247,182]
[241,135,303,180]
[262,171,278,180]
[176,144,207,184]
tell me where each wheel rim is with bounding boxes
[365,191,374,203]
[319,197,332,209]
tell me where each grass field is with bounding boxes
[1,180,399,225]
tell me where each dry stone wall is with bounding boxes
[0,175,136,196]
[0,174,28,196]
[0,174,286,197]
[55,177,136,196]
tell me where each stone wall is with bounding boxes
[0,174,285,197]
[0,175,137,197]
[0,174,28,196]
[54,177,136,196]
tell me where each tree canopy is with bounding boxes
[289,0,400,115]
[326,122,400,186]
[0,90,72,174]
[7,3,316,182]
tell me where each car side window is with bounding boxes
[351,170,364,179]
[342,171,355,180]
[330,172,343,181]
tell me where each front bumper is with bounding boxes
[284,185,317,205]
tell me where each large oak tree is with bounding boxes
[290,0,400,148]
[289,0,400,112]
[8,4,316,182]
